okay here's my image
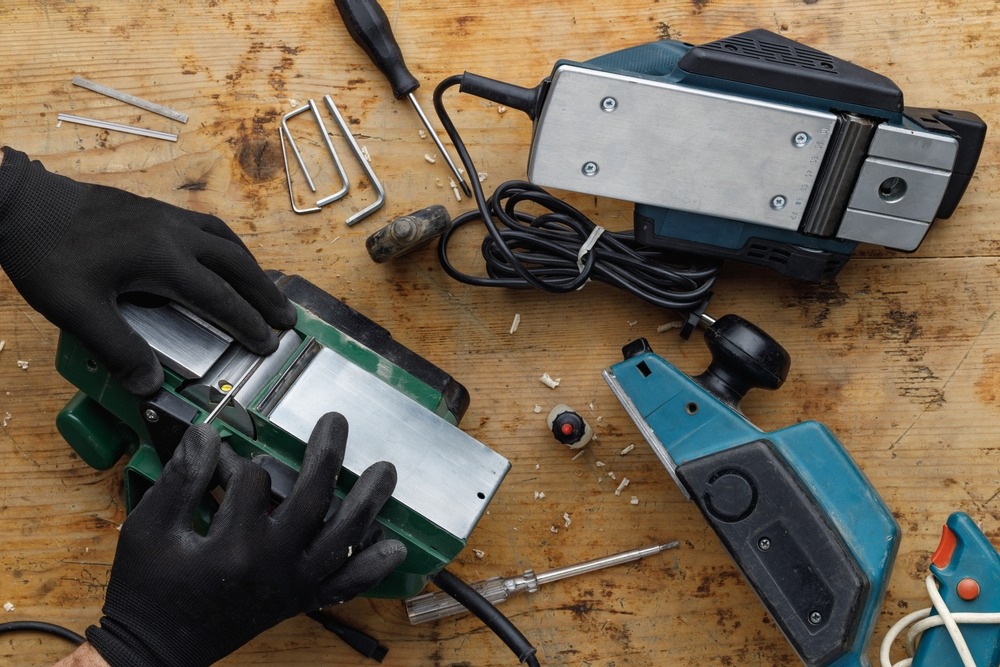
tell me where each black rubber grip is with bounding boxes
[676,439,867,667]
[333,0,420,99]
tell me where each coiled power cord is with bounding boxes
[432,74,720,316]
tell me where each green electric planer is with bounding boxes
[54,271,511,599]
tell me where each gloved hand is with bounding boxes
[86,412,407,667]
[0,147,296,395]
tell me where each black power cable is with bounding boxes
[432,75,720,315]
[0,620,86,646]
[431,569,541,667]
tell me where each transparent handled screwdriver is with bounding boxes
[405,541,679,624]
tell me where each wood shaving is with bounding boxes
[533,491,546,500]
[361,145,371,163]
[614,477,631,496]
[571,449,586,461]
[596,461,605,467]
[498,106,507,114]
[533,405,542,414]
[473,549,486,559]
[549,525,559,534]
[435,177,443,188]
[2,413,10,428]
[620,443,636,456]
[0,340,5,353]
[419,129,427,138]
[539,373,561,389]
[563,512,572,529]
[630,496,640,505]
[607,471,616,480]
[424,153,437,164]
[449,178,462,202]
[3,602,14,613]
[628,320,638,327]
[16,360,28,370]
[477,172,488,182]
[509,313,521,334]
[657,321,683,333]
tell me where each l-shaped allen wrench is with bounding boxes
[279,95,385,224]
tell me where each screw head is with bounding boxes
[757,537,771,551]
[144,409,159,423]
[809,611,823,625]
[582,162,599,177]
[601,97,618,112]
[770,195,787,210]
[793,132,811,147]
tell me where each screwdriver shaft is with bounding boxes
[407,92,471,197]
[331,0,471,197]
[404,541,678,624]
[535,542,679,587]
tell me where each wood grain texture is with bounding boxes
[1,0,998,665]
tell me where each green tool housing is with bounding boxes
[54,271,510,599]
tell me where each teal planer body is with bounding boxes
[603,323,900,666]
[526,29,986,281]
[54,271,511,599]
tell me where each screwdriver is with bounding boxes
[404,542,679,624]
[332,0,472,197]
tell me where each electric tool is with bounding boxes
[881,512,1000,667]
[602,314,900,666]
[451,29,986,281]
[53,271,511,599]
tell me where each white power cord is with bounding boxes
[880,574,1000,667]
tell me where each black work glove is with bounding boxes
[0,147,296,395]
[86,412,407,667]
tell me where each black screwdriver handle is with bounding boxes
[333,0,420,99]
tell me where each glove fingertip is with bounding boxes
[359,460,398,500]
[270,298,298,330]
[174,424,222,471]
[317,539,408,606]
[376,538,408,565]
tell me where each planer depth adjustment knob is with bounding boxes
[693,314,791,410]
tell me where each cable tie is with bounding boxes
[577,225,606,272]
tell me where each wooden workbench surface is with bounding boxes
[2,1,998,665]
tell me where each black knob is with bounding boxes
[693,314,790,409]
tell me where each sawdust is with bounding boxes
[539,373,560,389]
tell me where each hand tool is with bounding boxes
[332,0,471,197]
[57,113,178,142]
[880,512,1000,667]
[280,99,350,213]
[443,29,986,281]
[323,95,387,225]
[602,314,900,666]
[366,204,451,262]
[280,95,386,223]
[405,542,678,624]
[71,76,189,123]
[53,271,511,599]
